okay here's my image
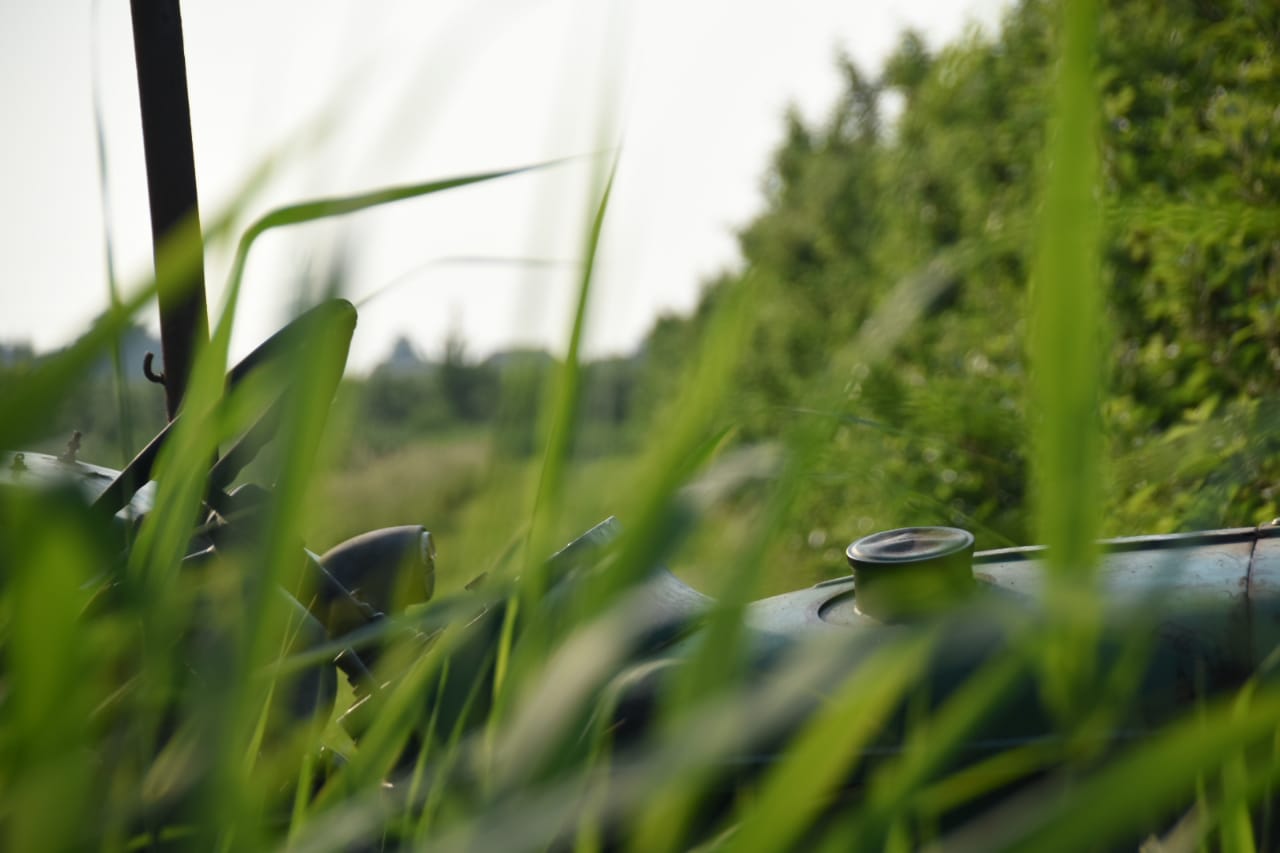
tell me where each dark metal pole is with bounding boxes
[129,0,209,419]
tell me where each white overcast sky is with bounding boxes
[0,0,1007,372]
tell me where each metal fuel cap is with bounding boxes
[845,526,975,622]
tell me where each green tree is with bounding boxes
[633,0,1280,581]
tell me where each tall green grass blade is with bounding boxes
[0,282,158,451]
[0,494,104,851]
[667,243,970,717]
[1028,0,1105,722]
[1029,0,1104,576]
[391,633,931,853]
[727,633,934,853]
[90,0,137,468]
[311,624,479,811]
[353,255,580,309]
[212,313,356,843]
[111,160,577,818]
[843,647,1029,847]
[522,159,617,602]
[477,162,620,775]
[621,234,984,850]
[583,272,757,625]
[940,689,1280,853]
[914,740,1068,819]
[193,159,586,458]
[0,132,284,452]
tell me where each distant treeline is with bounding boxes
[0,325,652,467]
[344,332,647,459]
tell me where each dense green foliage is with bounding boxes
[346,342,641,459]
[631,0,1279,572]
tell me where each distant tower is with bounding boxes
[381,335,428,376]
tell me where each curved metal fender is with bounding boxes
[319,525,436,613]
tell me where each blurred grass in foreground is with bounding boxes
[3,0,1280,850]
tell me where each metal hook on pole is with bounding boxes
[141,351,166,386]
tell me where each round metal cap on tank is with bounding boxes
[845,526,976,622]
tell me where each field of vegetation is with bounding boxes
[2,0,1279,849]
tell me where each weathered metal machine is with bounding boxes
[328,514,1280,758]
[7,425,1279,843]
[7,408,1276,754]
